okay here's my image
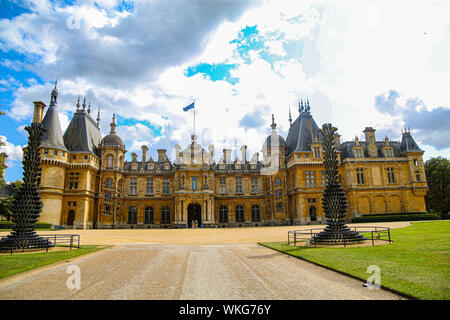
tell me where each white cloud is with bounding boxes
[0,136,24,167]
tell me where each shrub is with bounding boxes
[351,214,440,223]
[0,221,52,229]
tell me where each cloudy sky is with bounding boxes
[1,0,449,183]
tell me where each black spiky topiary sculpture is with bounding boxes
[311,123,366,244]
[0,122,52,250]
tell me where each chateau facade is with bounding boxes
[33,86,428,229]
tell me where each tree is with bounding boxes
[0,196,14,221]
[425,157,450,215]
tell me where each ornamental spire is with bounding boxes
[50,79,58,106]
[271,114,277,129]
[76,96,80,110]
[110,114,116,134]
[289,105,292,126]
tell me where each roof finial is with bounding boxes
[271,114,277,129]
[76,96,80,110]
[96,104,100,126]
[87,101,91,114]
[299,99,304,113]
[82,97,86,110]
[110,114,116,134]
[289,105,292,126]
[306,98,310,112]
[50,78,58,106]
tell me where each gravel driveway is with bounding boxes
[0,243,403,300]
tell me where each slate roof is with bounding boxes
[285,110,321,155]
[40,87,67,150]
[63,109,102,156]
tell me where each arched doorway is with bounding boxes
[309,206,317,221]
[67,210,75,226]
[187,203,201,228]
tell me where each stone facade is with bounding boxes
[33,89,428,229]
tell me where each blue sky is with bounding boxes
[1,0,450,182]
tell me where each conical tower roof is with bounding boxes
[40,81,67,150]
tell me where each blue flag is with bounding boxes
[183,102,194,112]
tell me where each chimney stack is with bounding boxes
[157,149,167,162]
[223,149,232,164]
[240,145,247,163]
[141,145,148,162]
[363,127,377,157]
[32,101,46,124]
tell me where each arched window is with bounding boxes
[145,206,154,224]
[275,177,281,187]
[251,205,260,222]
[107,155,114,169]
[161,206,171,224]
[128,206,137,224]
[219,205,228,223]
[235,205,244,223]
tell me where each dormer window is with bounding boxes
[235,164,240,169]
[164,164,169,170]
[132,164,137,171]
[354,148,363,158]
[219,164,224,170]
[384,148,393,157]
[313,147,321,158]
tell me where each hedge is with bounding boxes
[351,214,441,223]
[0,222,53,229]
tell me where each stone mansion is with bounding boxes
[32,85,428,229]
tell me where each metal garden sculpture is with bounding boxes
[311,123,366,244]
[0,122,52,250]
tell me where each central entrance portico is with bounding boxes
[187,203,201,228]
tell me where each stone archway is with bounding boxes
[187,203,201,228]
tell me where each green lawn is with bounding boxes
[260,221,450,300]
[0,245,109,280]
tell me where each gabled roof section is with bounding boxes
[63,108,102,156]
[40,82,67,150]
[285,106,321,155]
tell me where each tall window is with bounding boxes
[129,178,137,195]
[161,206,171,224]
[146,178,154,194]
[251,177,258,193]
[415,170,421,182]
[276,202,283,213]
[235,205,244,223]
[276,189,282,198]
[162,178,170,194]
[191,177,198,190]
[219,205,228,223]
[219,177,226,194]
[128,207,137,224]
[386,167,396,184]
[145,206,154,224]
[235,177,242,193]
[105,178,112,188]
[251,205,260,222]
[356,168,365,184]
[314,147,321,158]
[414,159,419,166]
[107,155,113,169]
[305,171,315,187]
[321,171,326,186]
[275,177,281,187]
[68,172,79,190]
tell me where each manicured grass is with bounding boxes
[260,221,450,300]
[0,245,109,280]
